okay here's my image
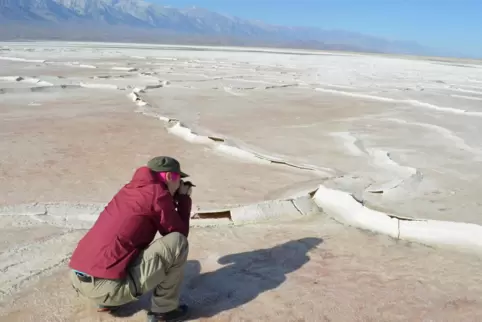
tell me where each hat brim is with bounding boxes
[180,171,189,178]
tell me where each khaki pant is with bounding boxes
[70,232,189,313]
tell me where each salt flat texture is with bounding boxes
[1,41,482,320]
[2,217,482,322]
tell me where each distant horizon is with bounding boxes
[5,40,481,62]
[154,0,482,58]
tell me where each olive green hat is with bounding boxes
[147,156,189,178]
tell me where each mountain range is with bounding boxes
[0,0,442,56]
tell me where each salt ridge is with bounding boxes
[127,89,331,175]
[0,56,45,63]
[329,131,421,193]
[316,87,482,117]
[383,118,482,157]
[2,183,482,256]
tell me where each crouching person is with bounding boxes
[69,156,193,322]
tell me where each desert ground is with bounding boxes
[1,41,482,321]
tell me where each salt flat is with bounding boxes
[3,217,482,322]
[1,41,482,321]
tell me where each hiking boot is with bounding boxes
[146,304,189,322]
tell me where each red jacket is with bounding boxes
[69,166,192,279]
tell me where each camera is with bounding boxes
[181,180,196,187]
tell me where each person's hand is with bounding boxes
[177,180,194,196]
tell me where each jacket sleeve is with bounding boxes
[175,194,192,225]
[156,193,191,237]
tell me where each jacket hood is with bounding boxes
[129,166,158,187]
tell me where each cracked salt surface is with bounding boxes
[2,42,481,213]
[1,42,482,316]
[1,42,481,217]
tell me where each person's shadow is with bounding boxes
[113,237,322,319]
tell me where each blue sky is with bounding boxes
[153,0,481,58]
